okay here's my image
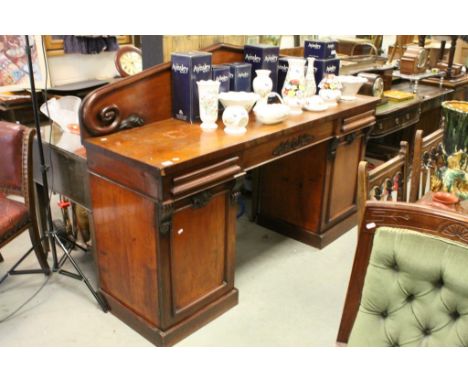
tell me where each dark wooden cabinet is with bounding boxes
[80,44,379,346]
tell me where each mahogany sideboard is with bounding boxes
[79,44,379,346]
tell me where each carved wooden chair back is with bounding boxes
[409,129,444,203]
[337,201,468,346]
[0,121,49,277]
[357,141,409,229]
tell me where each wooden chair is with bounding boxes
[409,129,444,203]
[0,121,50,283]
[357,141,409,229]
[338,201,468,346]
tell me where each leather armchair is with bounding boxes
[0,121,50,282]
[338,201,468,346]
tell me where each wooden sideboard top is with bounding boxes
[86,95,379,174]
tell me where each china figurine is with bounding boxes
[304,57,317,97]
[252,69,273,105]
[197,80,220,132]
[222,105,249,136]
[281,57,306,115]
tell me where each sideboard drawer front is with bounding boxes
[243,121,334,170]
[171,157,242,199]
[372,105,420,138]
[341,110,375,134]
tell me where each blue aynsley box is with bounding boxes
[226,62,252,92]
[314,58,340,86]
[211,65,230,93]
[304,40,337,59]
[244,44,279,91]
[171,51,212,122]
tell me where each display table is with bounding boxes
[366,81,452,160]
[79,44,379,346]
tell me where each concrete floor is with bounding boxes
[0,208,357,346]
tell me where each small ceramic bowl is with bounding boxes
[254,103,290,124]
[218,92,260,112]
[336,75,367,101]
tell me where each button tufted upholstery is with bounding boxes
[348,227,468,347]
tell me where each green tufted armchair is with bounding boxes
[337,201,468,346]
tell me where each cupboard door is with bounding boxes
[256,143,328,233]
[163,189,236,326]
[325,134,365,225]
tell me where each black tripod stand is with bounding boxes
[24,35,107,311]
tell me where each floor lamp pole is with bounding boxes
[25,35,59,270]
[24,35,107,311]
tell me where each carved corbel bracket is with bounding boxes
[344,132,356,145]
[230,175,245,206]
[328,137,340,160]
[158,202,174,235]
[191,191,213,209]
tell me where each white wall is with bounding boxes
[48,51,119,86]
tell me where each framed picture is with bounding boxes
[0,35,49,92]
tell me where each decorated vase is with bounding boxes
[252,69,273,105]
[197,80,220,132]
[281,58,306,115]
[222,105,249,136]
[304,57,317,98]
[431,100,468,200]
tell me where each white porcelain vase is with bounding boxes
[281,58,306,115]
[197,80,220,132]
[222,105,249,136]
[304,57,317,98]
[252,69,273,105]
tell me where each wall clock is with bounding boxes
[115,45,142,77]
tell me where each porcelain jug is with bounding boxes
[281,58,306,115]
